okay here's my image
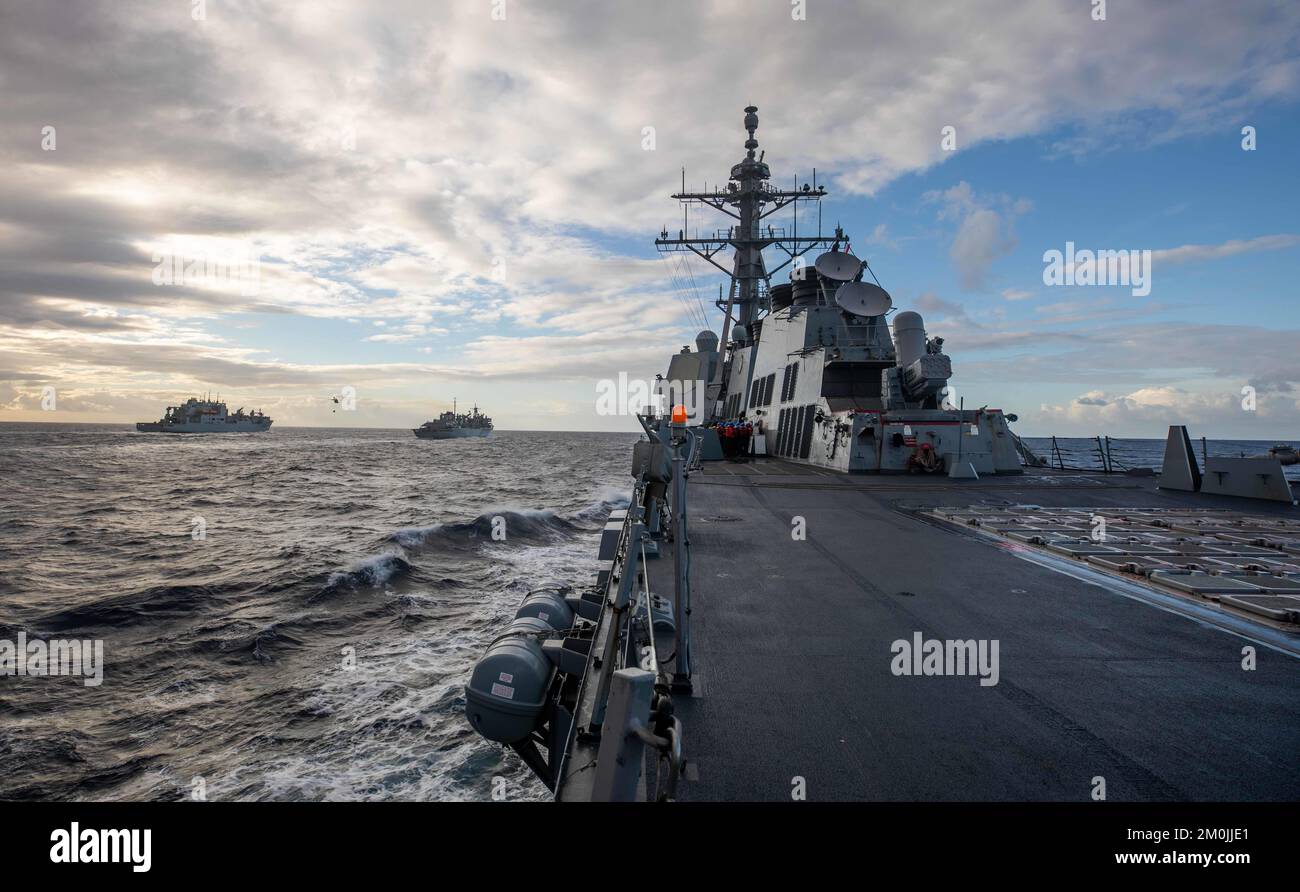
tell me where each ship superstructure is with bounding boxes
[135,396,271,433]
[655,106,1020,475]
[413,399,493,439]
[462,108,1300,805]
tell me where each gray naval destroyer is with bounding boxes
[135,396,271,433]
[465,108,1300,802]
[413,400,493,439]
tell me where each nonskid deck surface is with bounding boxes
[650,458,1300,800]
[927,505,1300,625]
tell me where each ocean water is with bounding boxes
[2,425,1295,802]
[0,424,636,801]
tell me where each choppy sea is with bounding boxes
[0,425,1294,801]
[0,424,635,801]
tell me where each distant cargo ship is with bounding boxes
[413,400,492,439]
[136,396,272,433]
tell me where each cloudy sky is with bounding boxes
[2,0,1298,436]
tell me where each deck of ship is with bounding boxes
[647,459,1300,801]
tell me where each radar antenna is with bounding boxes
[655,106,847,380]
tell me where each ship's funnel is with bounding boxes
[791,272,820,306]
[892,311,926,368]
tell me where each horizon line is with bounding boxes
[0,419,1295,441]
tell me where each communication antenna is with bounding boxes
[834,281,893,317]
[654,106,843,351]
[814,249,863,281]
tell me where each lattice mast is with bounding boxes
[655,106,847,359]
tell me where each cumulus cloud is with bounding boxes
[944,320,1300,437]
[1035,385,1298,438]
[914,292,972,324]
[925,182,1032,291]
[1,0,1298,425]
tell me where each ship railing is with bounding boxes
[1039,435,1105,472]
[554,414,693,802]
[1011,432,1047,468]
[1029,435,1154,474]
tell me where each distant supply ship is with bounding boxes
[135,396,272,433]
[413,400,493,439]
